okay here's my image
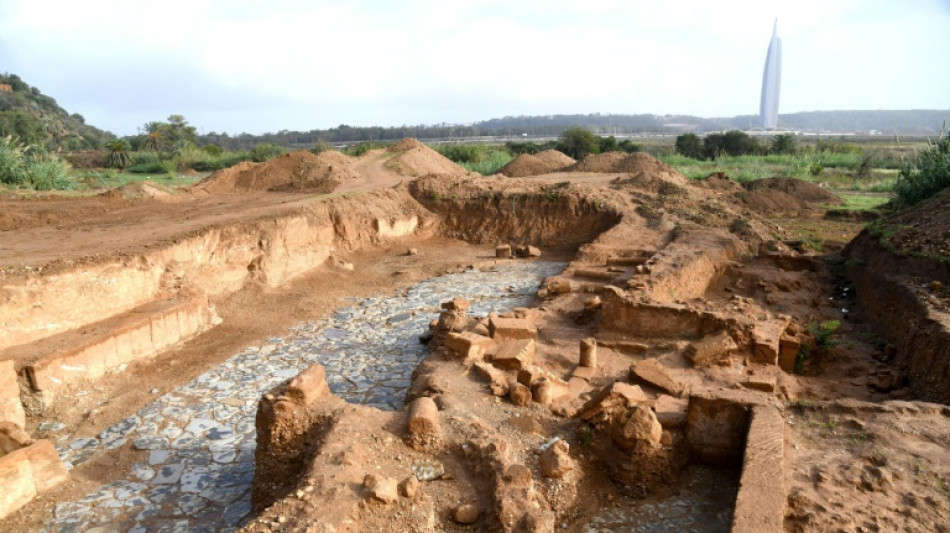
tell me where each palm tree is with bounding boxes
[770,134,796,155]
[105,139,132,169]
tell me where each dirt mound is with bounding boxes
[701,172,744,191]
[386,138,426,152]
[497,154,554,177]
[739,177,842,215]
[875,189,950,259]
[385,145,470,179]
[533,150,576,168]
[563,151,628,173]
[195,151,356,194]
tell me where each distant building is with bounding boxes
[760,20,782,130]
[0,83,12,93]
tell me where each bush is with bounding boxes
[28,157,71,190]
[436,144,490,163]
[344,141,387,156]
[558,127,600,159]
[249,142,287,162]
[894,134,950,206]
[0,136,29,185]
[0,136,71,189]
[674,133,704,159]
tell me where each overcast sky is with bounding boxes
[2,0,948,136]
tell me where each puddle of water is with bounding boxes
[41,261,565,533]
[583,465,738,533]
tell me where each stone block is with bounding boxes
[752,317,792,365]
[0,360,25,430]
[731,406,786,533]
[496,245,512,258]
[743,375,777,394]
[488,339,535,371]
[778,334,801,373]
[0,439,69,520]
[472,362,511,397]
[683,331,738,367]
[24,440,69,493]
[0,422,32,455]
[488,317,538,341]
[629,359,684,397]
[544,277,573,295]
[444,331,496,360]
[284,364,329,405]
[611,404,662,453]
[654,395,688,429]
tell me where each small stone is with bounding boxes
[411,459,445,481]
[496,244,512,258]
[398,475,420,498]
[407,248,419,256]
[454,503,480,524]
[363,474,398,503]
[509,383,532,406]
[539,439,574,478]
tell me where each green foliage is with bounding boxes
[617,139,640,153]
[674,133,704,159]
[201,144,223,157]
[249,142,287,162]
[770,134,797,155]
[557,127,600,159]
[436,143,491,163]
[893,134,950,206]
[0,135,71,189]
[809,160,824,177]
[703,130,762,159]
[598,135,619,153]
[795,320,842,373]
[105,139,132,169]
[311,141,333,154]
[459,149,513,175]
[344,141,388,156]
[142,115,198,152]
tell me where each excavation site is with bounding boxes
[0,140,948,533]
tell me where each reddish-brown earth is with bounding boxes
[0,141,947,532]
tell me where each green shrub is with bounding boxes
[436,144,489,163]
[675,133,704,159]
[28,157,71,190]
[558,127,600,159]
[344,141,387,156]
[249,142,287,162]
[0,135,29,185]
[893,134,950,206]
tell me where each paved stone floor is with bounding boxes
[583,465,738,533]
[39,261,565,533]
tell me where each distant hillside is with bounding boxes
[199,110,949,150]
[0,73,113,150]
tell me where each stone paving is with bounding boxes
[39,261,566,533]
[584,465,738,533]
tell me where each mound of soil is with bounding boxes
[497,154,554,177]
[739,177,842,215]
[877,189,950,258]
[563,151,628,173]
[386,138,426,152]
[195,151,357,194]
[385,144,470,179]
[533,150,575,169]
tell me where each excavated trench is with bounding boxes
[2,182,859,533]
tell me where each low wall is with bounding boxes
[0,439,69,519]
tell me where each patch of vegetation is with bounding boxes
[795,320,842,373]
[893,133,950,206]
[0,135,72,190]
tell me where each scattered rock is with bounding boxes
[398,475,420,498]
[411,458,445,481]
[363,474,398,503]
[488,316,538,341]
[472,362,512,396]
[579,382,649,424]
[488,339,536,371]
[539,439,574,478]
[496,245,512,258]
[508,383,532,406]
[611,404,663,453]
[683,331,738,367]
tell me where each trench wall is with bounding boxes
[844,234,950,404]
[0,191,434,350]
[409,178,623,249]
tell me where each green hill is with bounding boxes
[0,73,113,150]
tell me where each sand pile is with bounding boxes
[384,139,470,178]
[740,177,842,215]
[386,138,426,152]
[563,151,628,173]
[497,154,554,177]
[534,149,576,169]
[97,181,175,201]
[195,151,357,194]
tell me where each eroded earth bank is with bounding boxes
[0,141,947,532]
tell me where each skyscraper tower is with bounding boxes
[760,19,782,130]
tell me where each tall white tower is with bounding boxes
[760,19,782,130]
